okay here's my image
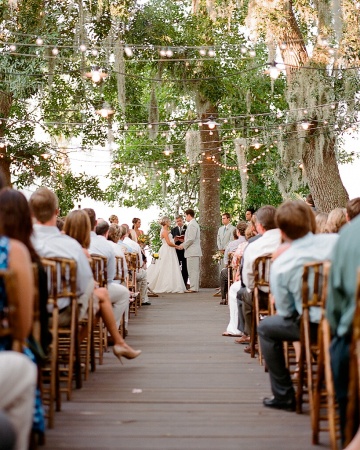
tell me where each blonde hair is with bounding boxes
[108,224,121,243]
[315,212,328,234]
[159,216,170,226]
[63,210,91,249]
[325,208,347,233]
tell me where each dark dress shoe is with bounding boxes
[219,299,226,305]
[263,396,296,412]
[141,301,151,306]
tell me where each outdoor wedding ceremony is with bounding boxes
[1,1,360,449]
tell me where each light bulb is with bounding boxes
[249,50,256,57]
[240,47,247,54]
[91,70,101,83]
[36,37,43,46]
[254,142,261,149]
[124,46,133,57]
[166,49,173,57]
[52,47,59,56]
[269,65,280,80]
[208,49,216,57]
[159,49,167,57]
[9,44,16,52]
[199,48,206,56]
[79,44,87,52]
[91,49,98,56]
[301,121,310,130]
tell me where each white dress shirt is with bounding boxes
[242,228,282,291]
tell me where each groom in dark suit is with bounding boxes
[171,215,188,287]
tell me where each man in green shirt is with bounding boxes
[326,213,360,444]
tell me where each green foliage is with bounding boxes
[147,220,162,254]
[52,171,105,216]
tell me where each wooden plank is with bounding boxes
[42,289,330,449]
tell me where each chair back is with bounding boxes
[90,254,108,288]
[345,268,360,446]
[251,254,272,362]
[114,255,126,283]
[0,268,22,352]
[126,252,139,271]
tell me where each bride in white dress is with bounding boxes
[147,217,186,293]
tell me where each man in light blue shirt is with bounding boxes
[258,200,338,411]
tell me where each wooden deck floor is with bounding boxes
[43,289,330,450]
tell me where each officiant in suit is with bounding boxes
[178,209,202,293]
[171,215,188,287]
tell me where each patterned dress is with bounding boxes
[0,236,45,434]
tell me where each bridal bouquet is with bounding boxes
[212,250,224,264]
[151,252,159,264]
[137,234,150,245]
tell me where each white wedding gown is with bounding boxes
[147,234,186,293]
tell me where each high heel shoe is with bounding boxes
[113,345,142,364]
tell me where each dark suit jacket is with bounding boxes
[171,225,187,246]
[171,225,187,260]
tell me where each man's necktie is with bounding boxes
[224,226,227,235]
[179,226,182,234]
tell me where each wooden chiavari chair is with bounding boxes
[45,257,81,401]
[297,261,340,449]
[39,258,60,428]
[225,251,235,306]
[250,254,272,363]
[89,254,108,365]
[345,268,360,447]
[125,252,140,316]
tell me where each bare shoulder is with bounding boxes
[9,238,31,260]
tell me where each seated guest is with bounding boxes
[0,199,37,449]
[107,224,128,281]
[326,213,360,443]
[30,188,94,328]
[219,221,247,306]
[0,352,37,450]
[325,207,347,233]
[258,200,338,411]
[63,210,140,361]
[346,197,360,222]
[315,212,328,233]
[236,206,281,348]
[119,224,150,306]
[84,210,130,329]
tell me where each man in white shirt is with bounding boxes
[236,206,281,346]
[30,187,94,325]
[84,209,130,328]
[120,224,150,305]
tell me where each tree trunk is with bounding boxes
[198,107,221,288]
[274,0,349,208]
[303,137,349,212]
[0,91,13,186]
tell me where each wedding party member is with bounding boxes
[216,213,235,270]
[258,200,338,411]
[147,217,185,293]
[245,208,254,223]
[217,213,236,251]
[346,197,360,221]
[179,209,202,293]
[131,217,144,242]
[171,215,188,287]
[109,214,119,224]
